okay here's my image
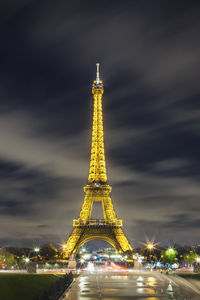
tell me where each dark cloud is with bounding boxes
[132,213,200,246]
[0,0,200,247]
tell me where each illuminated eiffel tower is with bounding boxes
[63,64,133,258]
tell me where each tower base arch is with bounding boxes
[63,225,132,258]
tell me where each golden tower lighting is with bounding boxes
[63,64,133,258]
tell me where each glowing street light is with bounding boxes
[82,254,90,260]
[168,248,174,253]
[196,257,200,263]
[144,241,156,262]
[24,257,30,263]
[34,247,40,270]
[144,238,157,252]
[147,243,154,250]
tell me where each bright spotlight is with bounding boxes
[147,243,154,250]
[196,257,200,263]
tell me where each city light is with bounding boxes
[144,238,158,252]
[110,254,122,259]
[196,257,200,263]
[138,257,143,263]
[82,254,91,260]
[165,247,177,256]
[24,257,30,263]
[168,248,174,253]
[147,243,154,250]
[34,247,40,253]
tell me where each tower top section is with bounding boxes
[96,63,100,83]
[92,63,104,94]
[88,64,107,184]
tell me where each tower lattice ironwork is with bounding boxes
[63,64,133,258]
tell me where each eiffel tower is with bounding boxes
[63,64,133,258]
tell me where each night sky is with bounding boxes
[0,0,200,248]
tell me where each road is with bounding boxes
[63,271,200,300]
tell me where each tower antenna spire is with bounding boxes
[96,63,100,83]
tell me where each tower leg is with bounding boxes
[102,195,118,223]
[113,228,133,253]
[63,227,84,258]
[79,195,93,224]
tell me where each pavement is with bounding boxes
[63,271,200,300]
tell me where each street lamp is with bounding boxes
[196,257,200,263]
[147,243,154,250]
[168,248,174,253]
[34,247,40,271]
[34,247,40,253]
[145,242,155,263]
[24,257,30,263]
